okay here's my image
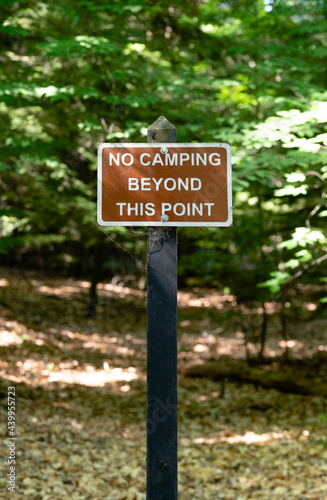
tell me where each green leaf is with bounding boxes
[275,185,308,197]
[258,271,291,294]
[38,36,119,58]
[286,172,306,183]
[279,228,326,249]
[122,5,143,13]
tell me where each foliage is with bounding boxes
[0,0,326,307]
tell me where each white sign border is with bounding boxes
[97,143,233,227]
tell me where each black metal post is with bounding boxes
[146,117,178,499]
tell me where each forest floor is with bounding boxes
[0,266,327,499]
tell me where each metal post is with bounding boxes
[146,117,178,499]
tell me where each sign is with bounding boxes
[97,143,232,227]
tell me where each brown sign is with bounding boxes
[97,143,232,227]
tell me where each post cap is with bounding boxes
[147,116,176,143]
[148,116,176,131]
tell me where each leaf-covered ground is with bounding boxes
[0,267,327,499]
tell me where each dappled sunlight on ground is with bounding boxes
[46,365,141,387]
[34,275,238,309]
[0,318,29,345]
[220,430,288,444]
[1,355,143,388]
[178,289,236,309]
[0,328,24,346]
[36,282,90,297]
[183,430,290,445]
[1,268,327,498]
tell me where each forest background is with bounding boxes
[1,0,327,311]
